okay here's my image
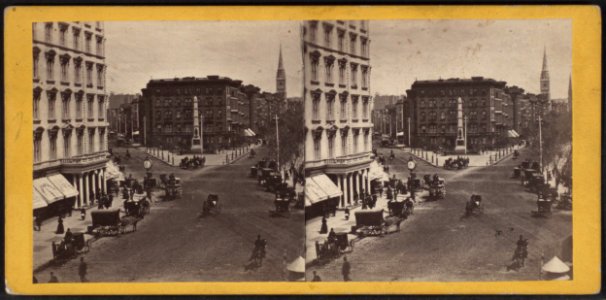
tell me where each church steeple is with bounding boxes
[276,44,286,100]
[540,46,550,102]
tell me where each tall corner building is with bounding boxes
[302,20,373,216]
[33,21,110,216]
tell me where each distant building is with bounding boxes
[33,21,109,213]
[406,77,514,151]
[303,20,373,211]
[140,76,249,152]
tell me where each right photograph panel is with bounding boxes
[303,19,572,282]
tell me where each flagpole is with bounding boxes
[200,114,204,156]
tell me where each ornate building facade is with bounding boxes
[33,21,109,213]
[303,20,373,210]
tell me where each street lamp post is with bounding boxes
[464,115,468,155]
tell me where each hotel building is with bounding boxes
[33,21,109,215]
[302,20,374,213]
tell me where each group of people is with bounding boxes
[180,155,206,169]
[444,156,470,169]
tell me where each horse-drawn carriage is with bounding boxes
[531,193,552,218]
[428,177,446,200]
[465,194,484,216]
[387,195,414,218]
[200,194,221,217]
[51,231,90,261]
[87,208,137,237]
[162,175,181,200]
[315,231,353,264]
[269,195,290,218]
[265,173,284,193]
[124,193,150,218]
[444,157,469,170]
[354,209,387,237]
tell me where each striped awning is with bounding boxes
[33,189,48,209]
[47,174,79,198]
[33,177,65,204]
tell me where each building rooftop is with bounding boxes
[147,75,243,86]
[412,76,507,88]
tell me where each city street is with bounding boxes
[35,146,304,282]
[307,147,571,281]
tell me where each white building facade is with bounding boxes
[303,20,373,208]
[33,21,109,212]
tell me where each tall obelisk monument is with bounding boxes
[191,96,202,152]
[454,97,466,153]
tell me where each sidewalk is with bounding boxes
[33,189,163,272]
[305,188,429,265]
[144,144,260,167]
[406,145,522,167]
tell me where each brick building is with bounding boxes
[406,77,514,152]
[140,76,250,152]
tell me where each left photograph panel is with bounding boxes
[32,21,305,282]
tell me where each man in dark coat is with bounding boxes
[78,257,88,282]
[341,256,351,281]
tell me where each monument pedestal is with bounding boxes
[454,139,466,154]
[191,138,201,152]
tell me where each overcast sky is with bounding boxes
[105,21,302,96]
[105,19,571,99]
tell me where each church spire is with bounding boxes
[278,44,284,70]
[276,44,286,100]
[540,46,550,102]
[542,47,549,72]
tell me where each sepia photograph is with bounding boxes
[7,4,598,294]
[32,20,306,282]
[303,19,573,282]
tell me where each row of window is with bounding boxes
[34,49,106,88]
[310,55,370,89]
[312,131,371,160]
[311,93,370,122]
[151,86,228,96]
[33,89,105,121]
[154,124,226,133]
[33,129,106,163]
[417,88,491,97]
[308,21,370,57]
[419,124,494,134]
[153,97,228,107]
[34,22,104,56]
[418,98,493,108]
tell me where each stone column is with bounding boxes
[343,174,350,205]
[336,175,343,207]
[83,172,89,206]
[73,175,80,208]
[101,168,107,193]
[366,168,371,193]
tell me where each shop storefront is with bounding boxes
[304,174,343,220]
[33,174,79,220]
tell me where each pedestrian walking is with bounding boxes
[48,272,59,283]
[311,271,322,281]
[55,217,64,234]
[320,216,328,234]
[78,257,88,282]
[341,256,351,281]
